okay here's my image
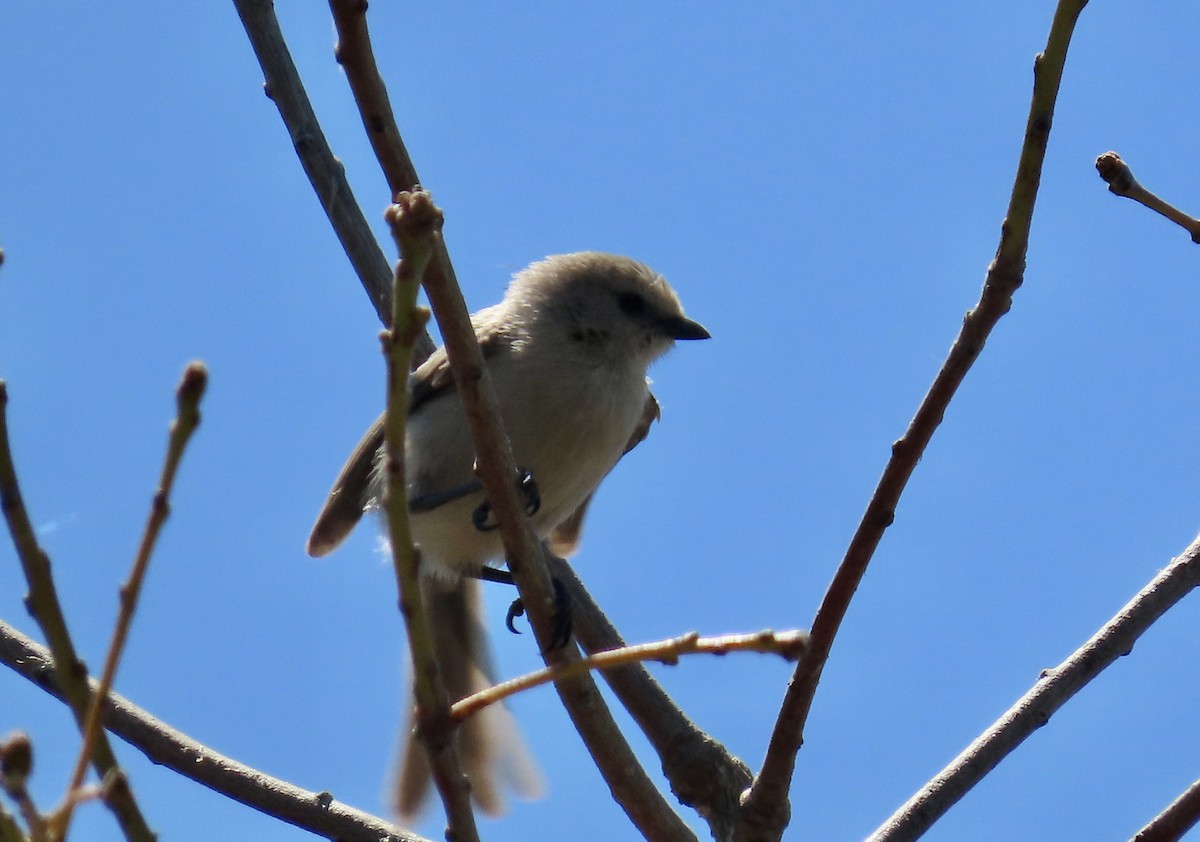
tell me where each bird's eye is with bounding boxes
[617,292,646,316]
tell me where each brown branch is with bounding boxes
[380,194,479,840]
[0,382,155,841]
[1096,152,1200,244]
[0,619,427,842]
[452,629,808,723]
[735,3,1091,840]
[414,193,695,841]
[325,0,456,351]
[1130,777,1200,842]
[1,733,47,842]
[552,556,754,841]
[233,0,414,340]
[328,0,420,201]
[58,364,207,838]
[869,532,1200,842]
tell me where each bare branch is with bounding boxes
[0,382,155,840]
[325,0,456,351]
[59,363,207,838]
[553,556,754,840]
[380,193,479,840]
[238,5,691,836]
[869,531,1200,842]
[232,0,408,335]
[1130,777,1200,842]
[452,629,808,723]
[1096,152,1200,244]
[0,620,427,842]
[414,194,695,841]
[737,3,1092,839]
[328,0,421,201]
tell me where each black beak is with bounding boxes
[662,315,711,341]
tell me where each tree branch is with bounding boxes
[233,0,419,341]
[1130,777,1200,842]
[0,620,426,842]
[0,382,155,841]
[1095,151,1200,244]
[869,531,1200,842]
[736,2,1091,839]
[325,0,457,351]
[59,364,206,839]
[414,194,695,841]
[452,628,808,723]
[552,556,755,841]
[380,193,478,840]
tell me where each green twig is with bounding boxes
[380,192,479,840]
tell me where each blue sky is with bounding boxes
[2,3,1199,841]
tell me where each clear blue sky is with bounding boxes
[3,4,1199,841]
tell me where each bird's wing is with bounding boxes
[305,316,511,557]
[547,391,661,557]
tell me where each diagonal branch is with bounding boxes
[58,364,207,839]
[1095,151,1200,244]
[379,194,478,840]
[234,0,432,356]
[551,556,754,841]
[328,0,421,201]
[1131,777,1200,842]
[238,4,705,836]
[325,0,457,347]
[414,192,695,841]
[0,383,155,841]
[869,532,1200,842]
[0,619,426,842]
[736,2,1090,839]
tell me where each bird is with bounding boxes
[306,251,709,819]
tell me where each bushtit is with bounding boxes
[307,251,709,818]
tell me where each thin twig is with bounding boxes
[869,532,1200,842]
[415,195,695,842]
[736,3,1090,840]
[1130,777,1200,842]
[1096,152,1200,244]
[0,383,155,841]
[0,619,426,842]
[453,629,808,723]
[328,0,421,201]
[380,193,479,840]
[325,0,453,349]
[57,364,206,839]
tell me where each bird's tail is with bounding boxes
[394,577,544,819]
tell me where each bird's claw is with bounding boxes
[471,468,541,532]
[504,578,573,653]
